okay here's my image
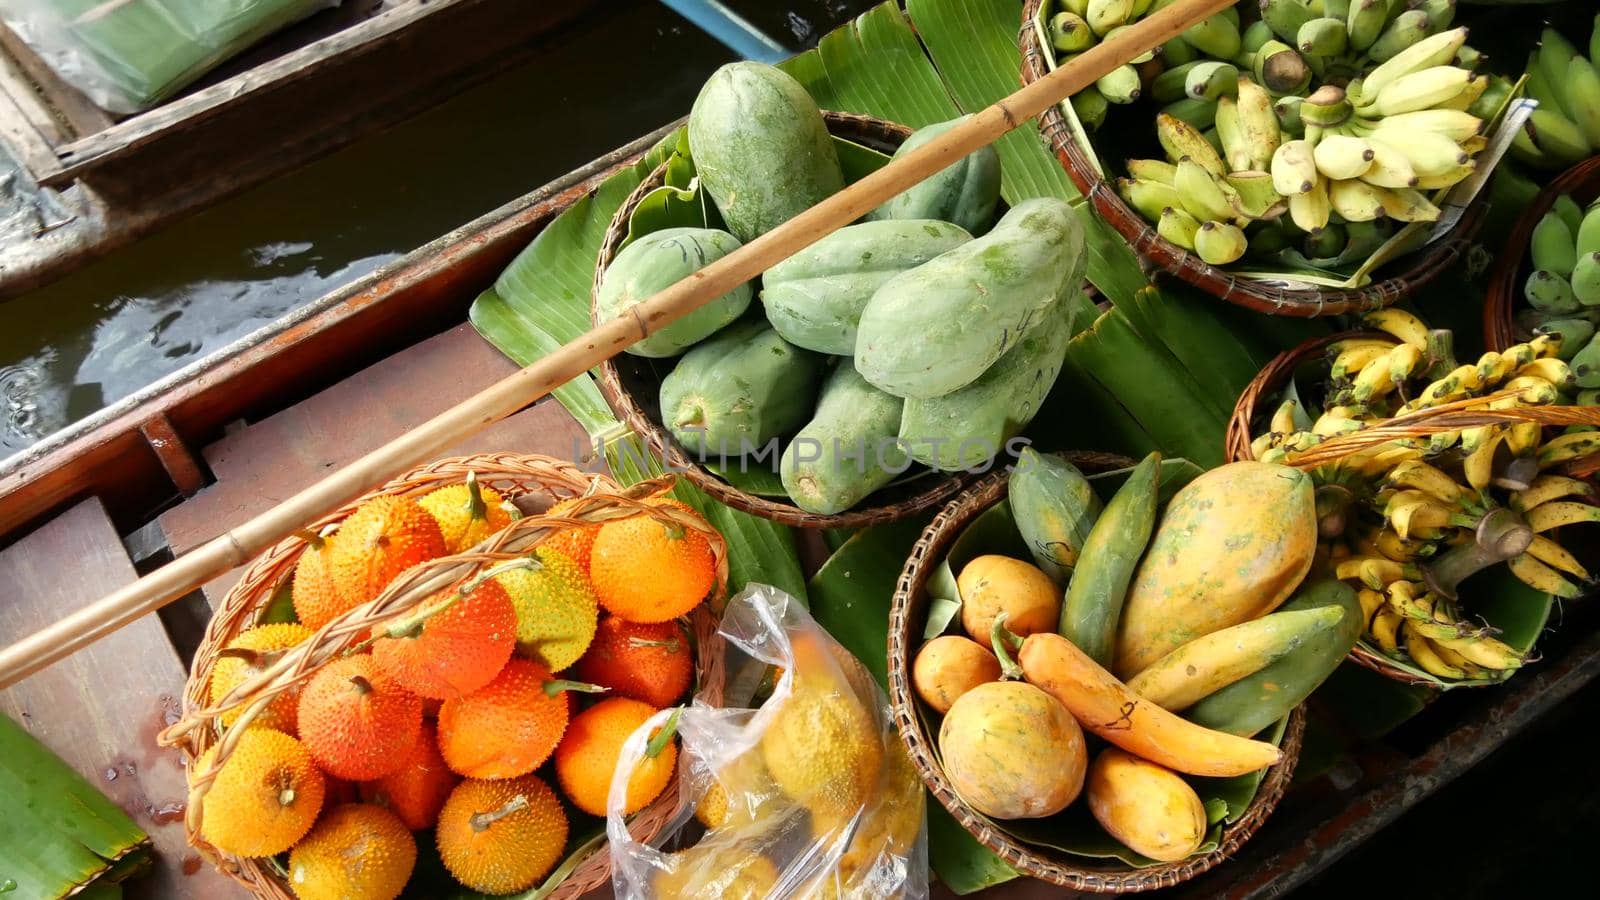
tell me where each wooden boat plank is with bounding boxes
[157,324,592,608]
[0,26,112,142]
[0,497,240,899]
[0,72,61,180]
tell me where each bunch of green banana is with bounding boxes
[1247,308,1600,678]
[1511,17,1600,170]
[1516,193,1600,383]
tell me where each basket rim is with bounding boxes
[885,452,1304,891]
[1483,155,1600,352]
[166,453,726,900]
[1016,0,1486,319]
[590,109,975,530]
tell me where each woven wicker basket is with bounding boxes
[1483,155,1600,352]
[592,110,970,529]
[1017,0,1486,318]
[886,452,1305,891]
[160,454,728,899]
[1226,336,1600,685]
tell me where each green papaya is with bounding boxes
[1059,452,1160,668]
[687,62,845,242]
[1185,580,1363,737]
[856,198,1086,399]
[1008,448,1102,584]
[659,321,825,458]
[780,365,908,514]
[867,116,1002,234]
[897,291,1083,471]
[761,220,972,355]
[596,227,752,357]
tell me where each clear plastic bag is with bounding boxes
[0,0,337,114]
[607,584,928,899]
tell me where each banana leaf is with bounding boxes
[0,714,151,898]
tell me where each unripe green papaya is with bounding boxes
[898,292,1081,471]
[1010,448,1103,584]
[687,62,845,242]
[761,220,972,355]
[780,365,907,515]
[856,198,1086,399]
[596,227,752,357]
[659,321,825,458]
[867,116,1002,234]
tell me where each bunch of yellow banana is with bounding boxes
[1359,580,1526,682]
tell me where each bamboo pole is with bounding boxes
[0,0,1233,689]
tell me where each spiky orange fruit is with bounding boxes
[326,496,447,616]
[297,655,422,780]
[573,617,692,708]
[541,498,599,574]
[209,623,314,732]
[288,803,416,900]
[292,530,343,631]
[436,776,568,896]
[436,658,590,779]
[359,721,458,831]
[554,697,677,817]
[372,579,516,700]
[589,498,716,623]
[494,548,598,672]
[419,474,515,554]
[197,728,325,858]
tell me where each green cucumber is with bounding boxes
[659,321,825,458]
[1185,579,1362,737]
[1008,448,1103,584]
[761,220,972,355]
[1059,451,1161,669]
[867,116,1002,234]
[780,365,907,515]
[596,227,751,357]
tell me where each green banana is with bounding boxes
[1555,194,1587,240]
[1100,25,1157,64]
[1319,0,1351,21]
[1086,0,1134,37]
[1574,253,1600,307]
[1058,451,1160,668]
[1305,222,1347,259]
[1417,0,1454,32]
[1526,269,1581,315]
[1126,158,1177,184]
[1183,12,1242,60]
[1175,158,1237,222]
[1577,205,1600,257]
[1010,447,1102,584]
[1374,186,1440,223]
[1275,95,1304,135]
[1591,11,1600,67]
[1162,35,1199,66]
[1372,66,1474,116]
[1466,74,1512,120]
[1235,77,1281,170]
[1072,85,1109,131]
[1262,0,1319,45]
[1194,220,1249,264]
[1346,0,1387,52]
[1243,19,1275,55]
[1298,17,1349,59]
[1163,96,1218,130]
[1050,11,1096,53]
[1328,178,1385,222]
[1289,177,1332,233]
[1226,171,1284,219]
[1360,27,1468,103]
[1525,109,1592,166]
[1157,112,1226,176]
[1300,83,1353,128]
[1366,10,1433,65]
[1186,61,1240,101]
[1537,27,1582,118]
[1272,139,1318,195]
[1096,63,1143,104]
[1531,212,1579,278]
[1158,205,1201,250]
[1118,178,1183,222]
[1565,56,1600,150]
[1570,334,1600,389]
[1153,61,1203,103]
[1454,44,1484,70]
[1536,319,1596,361]
[1255,40,1313,95]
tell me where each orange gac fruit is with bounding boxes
[297,655,422,781]
[288,803,416,900]
[372,579,517,700]
[589,498,717,623]
[326,496,446,620]
[418,473,515,554]
[359,721,458,831]
[573,617,693,708]
[542,498,599,575]
[436,658,600,779]
[436,775,568,896]
[291,529,342,632]
[554,697,677,817]
[208,623,314,733]
[196,729,325,858]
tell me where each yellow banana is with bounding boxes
[1525,534,1589,580]
[1250,432,1276,458]
[1513,357,1574,388]
[1506,422,1543,459]
[1500,342,1538,371]
[1462,428,1503,491]
[1331,343,1396,381]
[1384,490,1455,539]
[1537,432,1600,469]
[1373,526,1431,562]
[1357,444,1423,477]
[1313,410,1364,436]
[1335,555,1417,589]
[1526,501,1600,533]
[1386,342,1425,385]
[1270,397,1299,434]
[1512,474,1595,511]
[1475,350,1515,385]
[1404,621,1470,680]
[1384,581,1463,642]
[1431,630,1525,671]
[1370,607,1402,656]
[1425,636,1479,672]
[1386,459,1469,506]
[1414,364,1480,406]
[1362,308,1430,350]
[1529,332,1562,359]
[1349,349,1400,402]
[1357,588,1387,629]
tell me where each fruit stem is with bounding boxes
[1422,329,1457,381]
[215,646,268,668]
[1423,508,1534,600]
[543,679,609,697]
[627,637,682,653]
[1494,456,1540,493]
[470,795,529,833]
[293,529,324,550]
[465,471,489,523]
[1314,483,1354,539]
[279,788,296,807]
[349,675,373,695]
[645,708,682,760]
[989,613,1024,681]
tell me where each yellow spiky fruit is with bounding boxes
[291,530,341,633]
[494,548,599,672]
[418,474,514,554]
[209,623,314,733]
[288,803,416,900]
[436,775,568,895]
[197,729,325,858]
[589,499,717,623]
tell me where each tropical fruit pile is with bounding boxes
[1248,308,1600,684]
[196,477,719,898]
[596,61,1092,515]
[1037,1,1505,269]
[1512,16,1600,170]
[1513,192,1600,374]
[914,451,1358,862]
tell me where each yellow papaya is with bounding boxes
[1125,604,1344,711]
[1086,747,1207,863]
[1113,461,1317,678]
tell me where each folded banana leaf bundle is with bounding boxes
[0,0,336,113]
[0,713,151,898]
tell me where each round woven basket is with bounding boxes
[1226,336,1600,685]
[1483,155,1600,352]
[160,454,728,899]
[1017,0,1486,318]
[886,452,1305,891]
[592,110,970,529]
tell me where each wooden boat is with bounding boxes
[2,111,1596,897]
[0,0,597,300]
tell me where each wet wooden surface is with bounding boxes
[0,498,237,899]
